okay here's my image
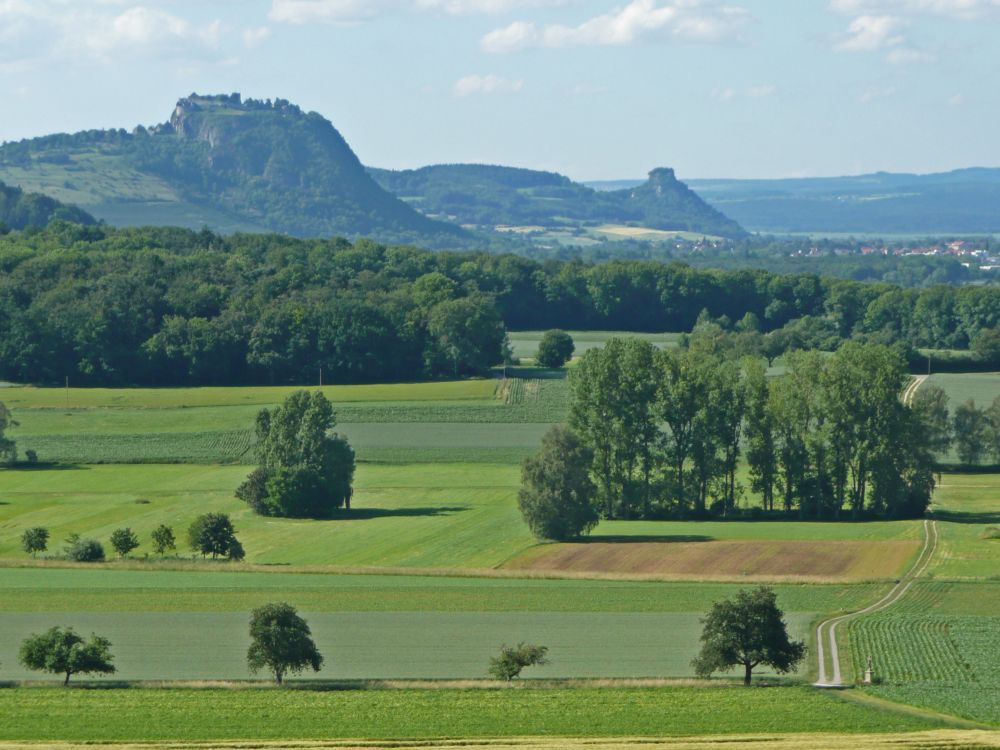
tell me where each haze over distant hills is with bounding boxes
[369,164,745,240]
[0,93,742,245]
[590,169,1000,235]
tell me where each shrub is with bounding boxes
[66,537,105,562]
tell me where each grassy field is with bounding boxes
[924,372,1000,409]
[0,462,926,577]
[0,463,535,568]
[508,331,681,361]
[5,379,566,464]
[0,610,815,681]
[0,687,948,740]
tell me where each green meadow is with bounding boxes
[0,687,946,741]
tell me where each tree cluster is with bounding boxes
[568,339,936,520]
[236,391,355,518]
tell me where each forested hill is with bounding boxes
[0,181,95,230]
[0,93,466,247]
[686,168,1000,234]
[368,164,745,239]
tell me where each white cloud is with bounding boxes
[268,0,565,24]
[243,26,272,48]
[830,0,1000,20]
[416,0,566,13]
[269,0,388,25]
[80,7,223,60]
[712,83,775,101]
[835,13,904,50]
[481,0,751,53]
[0,2,228,65]
[949,92,965,106]
[453,73,524,96]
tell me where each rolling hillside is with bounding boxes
[0,93,466,246]
[370,164,745,239]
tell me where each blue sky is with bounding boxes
[1,0,998,179]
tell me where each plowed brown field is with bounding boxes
[504,540,920,580]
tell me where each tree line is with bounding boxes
[1,223,999,385]
[519,340,937,537]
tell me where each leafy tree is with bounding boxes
[109,528,139,558]
[488,642,549,682]
[692,587,805,686]
[988,396,1000,465]
[953,399,989,465]
[21,526,49,557]
[246,603,323,685]
[188,513,242,559]
[535,330,575,368]
[518,426,598,540]
[19,626,115,685]
[426,295,506,376]
[971,326,1000,363]
[743,359,776,511]
[236,391,355,518]
[911,384,952,456]
[151,524,176,555]
[0,401,17,464]
[65,536,105,562]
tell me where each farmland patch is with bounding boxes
[505,540,920,580]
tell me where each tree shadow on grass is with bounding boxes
[328,506,469,521]
[2,462,89,472]
[582,534,714,544]
[933,509,1000,525]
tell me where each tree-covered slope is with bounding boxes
[0,94,466,247]
[369,164,745,239]
[0,181,95,230]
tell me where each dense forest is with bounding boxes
[1,222,999,386]
[369,165,745,239]
[0,182,95,232]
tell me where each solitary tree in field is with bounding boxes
[109,527,139,558]
[246,603,323,685]
[518,426,598,541]
[19,626,115,685]
[21,527,49,557]
[151,524,176,555]
[535,330,575,368]
[488,643,549,681]
[236,391,355,518]
[692,587,805,686]
[188,513,243,560]
[953,399,989,465]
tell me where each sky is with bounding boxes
[1,0,999,180]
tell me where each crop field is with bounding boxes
[508,331,681,360]
[0,610,815,681]
[924,372,1000,409]
[506,539,920,579]
[0,687,948,741]
[926,473,1000,578]
[5,379,567,464]
[0,567,888,613]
